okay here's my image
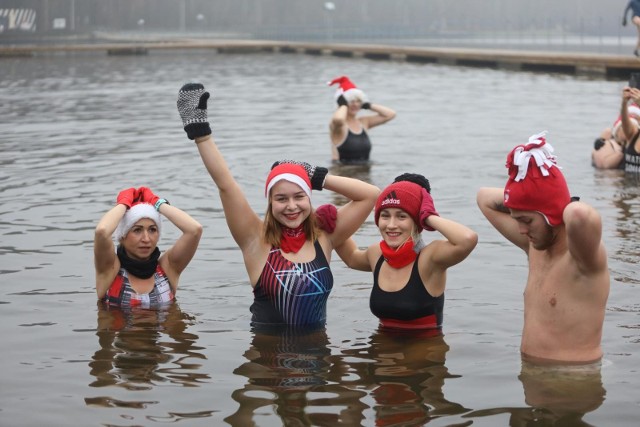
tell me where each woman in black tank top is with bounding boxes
[328,75,396,164]
[335,173,478,331]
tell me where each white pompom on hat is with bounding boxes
[327,75,368,104]
[503,131,571,226]
[114,203,162,241]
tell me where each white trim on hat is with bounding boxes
[266,173,312,199]
[114,203,162,241]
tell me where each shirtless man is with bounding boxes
[477,132,610,364]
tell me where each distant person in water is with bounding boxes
[336,173,477,333]
[622,0,640,56]
[617,84,640,173]
[94,187,202,308]
[477,132,610,364]
[328,75,396,164]
[592,81,640,169]
[177,82,380,328]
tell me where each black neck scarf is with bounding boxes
[117,244,160,279]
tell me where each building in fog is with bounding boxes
[0,0,629,42]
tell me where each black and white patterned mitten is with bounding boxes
[271,160,328,191]
[177,83,211,140]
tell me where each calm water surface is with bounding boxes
[0,50,638,426]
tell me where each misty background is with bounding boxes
[0,0,637,53]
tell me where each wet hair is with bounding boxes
[393,173,431,193]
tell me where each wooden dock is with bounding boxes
[1,38,639,79]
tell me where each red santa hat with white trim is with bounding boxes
[327,75,368,104]
[114,202,162,241]
[265,163,312,199]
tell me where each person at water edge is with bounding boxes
[328,75,396,164]
[616,85,640,173]
[177,82,380,328]
[622,0,640,56]
[592,85,640,169]
[336,173,478,332]
[476,131,610,363]
[94,187,202,307]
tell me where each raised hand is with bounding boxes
[177,83,211,140]
[419,188,440,231]
[271,160,328,191]
[137,186,159,206]
[116,187,138,209]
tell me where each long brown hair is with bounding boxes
[262,199,320,247]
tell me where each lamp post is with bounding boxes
[324,2,335,43]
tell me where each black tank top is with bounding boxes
[625,132,640,174]
[337,129,371,164]
[370,254,444,329]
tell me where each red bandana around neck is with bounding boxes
[279,225,307,253]
[380,238,417,268]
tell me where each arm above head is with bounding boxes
[178,83,262,250]
[157,203,203,277]
[476,187,529,251]
[194,136,262,250]
[324,175,380,248]
[563,201,608,275]
[335,237,373,272]
[626,87,640,153]
[620,87,640,143]
[362,103,396,129]
[94,203,127,297]
[329,104,348,145]
[425,216,478,269]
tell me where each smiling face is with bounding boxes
[269,180,312,228]
[510,209,557,250]
[377,208,417,248]
[121,218,159,260]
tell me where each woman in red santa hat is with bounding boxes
[327,75,396,164]
[335,173,478,333]
[94,186,202,308]
[177,83,380,328]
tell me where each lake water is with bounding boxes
[0,49,638,426]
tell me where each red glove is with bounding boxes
[116,187,138,209]
[137,187,160,206]
[315,204,338,233]
[419,188,439,231]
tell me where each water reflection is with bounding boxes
[328,162,373,206]
[225,325,367,426]
[466,356,606,426]
[86,303,208,407]
[612,177,640,269]
[335,330,470,426]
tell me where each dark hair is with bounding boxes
[393,173,431,193]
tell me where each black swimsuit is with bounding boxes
[337,129,372,164]
[625,132,640,173]
[370,254,444,330]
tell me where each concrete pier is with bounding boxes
[1,38,639,79]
